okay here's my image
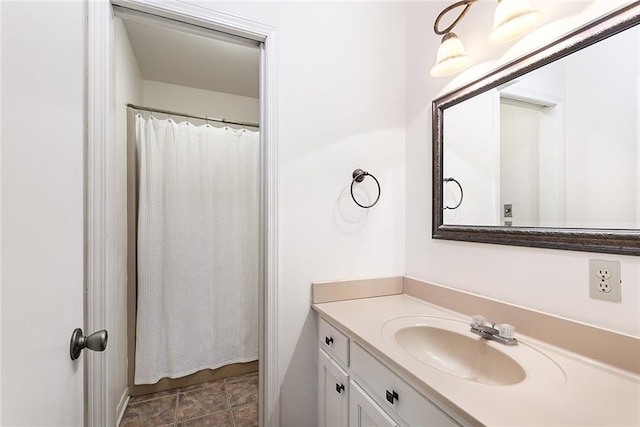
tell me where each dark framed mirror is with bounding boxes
[433,2,640,256]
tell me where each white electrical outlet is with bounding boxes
[589,259,621,302]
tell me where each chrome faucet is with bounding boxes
[470,315,518,346]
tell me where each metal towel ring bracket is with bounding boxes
[443,177,463,210]
[351,168,381,209]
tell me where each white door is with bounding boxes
[1,1,87,424]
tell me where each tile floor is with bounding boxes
[121,372,258,427]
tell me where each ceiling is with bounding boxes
[122,18,260,99]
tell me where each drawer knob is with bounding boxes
[325,336,334,345]
[386,389,399,404]
[335,383,345,394]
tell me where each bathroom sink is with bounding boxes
[382,316,566,387]
[394,324,525,385]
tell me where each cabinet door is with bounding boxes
[350,380,398,427]
[319,350,349,427]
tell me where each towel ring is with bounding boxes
[351,168,381,209]
[443,177,463,210]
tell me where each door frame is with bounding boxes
[86,1,279,425]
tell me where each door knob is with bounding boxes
[70,328,108,360]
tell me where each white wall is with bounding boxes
[407,0,640,342]
[142,80,259,124]
[114,16,143,415]
[195,3,407,425]
[564,27,638,228]
[443,91,498,225]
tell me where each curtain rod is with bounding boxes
[127,104,260,128]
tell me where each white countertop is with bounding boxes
[314,294,640,426]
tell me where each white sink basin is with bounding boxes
[394,325,525,385]
[382,316,566,387]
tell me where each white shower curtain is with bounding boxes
[134,115,259,385]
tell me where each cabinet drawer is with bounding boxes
[351,342,460,427]
[319,317,349,366]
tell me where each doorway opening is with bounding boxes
[499,93,564,227]
[115,11,260,425]
[86,2,278,425]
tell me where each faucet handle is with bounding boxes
[497,323,515,339]
[471,315,486,327]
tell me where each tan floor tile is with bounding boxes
[179,378,225,393]
[226,374,258,408]
[123,372,258,426]
[121,395,177,427]
[178,410,233,426]
[129,389,176,404]
[177,381,228,421]
[231,401,258,427]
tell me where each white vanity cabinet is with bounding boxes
[318,318,350,427]
[319,349,349,427]
[319,317,350,365]
[350,380,398,427]
[351,342,460,427]
[317,316,462,427]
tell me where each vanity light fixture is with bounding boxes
[431,32,473,77]
[489,0,542,44]
[430,0,542,77]
[431,0,475,77]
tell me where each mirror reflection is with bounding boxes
[443,24,639,230]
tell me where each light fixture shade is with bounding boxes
[488,0,542,44]
[430,33,473,78]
